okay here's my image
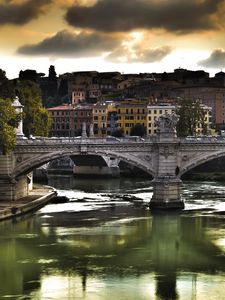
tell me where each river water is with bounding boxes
[1,176,225,300]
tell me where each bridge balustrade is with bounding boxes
[2,133,225,209]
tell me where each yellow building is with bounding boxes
[116,100,148,136]
[196,104,213,135]
[147,103,212,136]
[92,101,117,137]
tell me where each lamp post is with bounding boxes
[12,96,24,139]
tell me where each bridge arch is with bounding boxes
[14,149,155,178]
[180,150,225,176]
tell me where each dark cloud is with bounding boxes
[106,45,172,63]
[17,29,122,57]
[65,0,223,33]
[198,48,225,68]
[0,0,52,25]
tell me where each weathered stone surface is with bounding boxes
[1,129,225,209]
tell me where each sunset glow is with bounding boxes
[0,0,224,78]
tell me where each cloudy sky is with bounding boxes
[0,0,225,78]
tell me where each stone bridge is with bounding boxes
[1,131,225,209]
[1,108,225,209]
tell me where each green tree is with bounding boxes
[0,69,14,99]
[47,65,58,98]
[112,128,124,137]
[176,98,207,137]
[0,98,21,154]
[130,124,146,137]
[15,81,51,137]
[33,107,52,136]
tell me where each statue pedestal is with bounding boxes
[157,130,178,142]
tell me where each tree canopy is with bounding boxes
[111,128,124,137]
[48,65,57,80]
[176,98,208,137]
[0,69,14,99]
[47,65,58,99]
[130,124,146,137]
[15,80,52,137]
[0,98,21,154]
[19,69,45,82]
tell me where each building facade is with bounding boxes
[48,104,74,137]
[74,105,93,136]
[116,100,148,136]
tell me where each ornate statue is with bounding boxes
[155,112,179,133]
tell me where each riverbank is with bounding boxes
[0,184,57,221]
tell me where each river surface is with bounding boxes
[1,176,225,300]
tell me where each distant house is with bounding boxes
[48,104,74,137]
[72,85,86,105]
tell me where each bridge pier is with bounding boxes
[149,112,184,209]
[0,154,32,201]
[150,177,184,210]
[0,174,32,201]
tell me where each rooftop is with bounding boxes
[47,104,73,111]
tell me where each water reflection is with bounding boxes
[0,178,225,299]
